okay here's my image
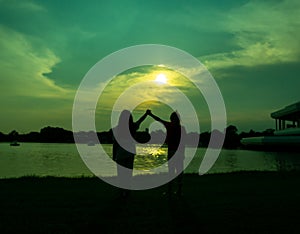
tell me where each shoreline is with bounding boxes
[4,141,300,153]
[0,169,287,179]
[1,171,300,233]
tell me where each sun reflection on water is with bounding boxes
[134,144,168,170]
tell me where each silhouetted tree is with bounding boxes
[262,128,275,136]
[199,131,210,147]
[224,125,240,149]
[0,132,7,142]
[186,132,200,147]
[98,129,113,144]
[40,126,73,143]
[8,130,19,142]
[20,132,41,142]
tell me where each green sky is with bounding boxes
[1,0,300,134]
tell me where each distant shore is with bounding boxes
[1,171,300,233]
[1,125,265,149]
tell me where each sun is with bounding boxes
[155,73,167,84]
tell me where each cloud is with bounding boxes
[200,0,300,72]
[95,65,197,112]
[89,65,205,132]
[0,0,46,12]
[0,25,73,98]
[17,1,45,12]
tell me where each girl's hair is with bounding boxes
[117,110,135,137]
[170,111,180,125]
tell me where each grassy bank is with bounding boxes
[1,171,300,233]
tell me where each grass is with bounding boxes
[1,171,300,233]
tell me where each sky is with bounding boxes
[0,0,300,134]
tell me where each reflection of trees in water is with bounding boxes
[276,153,287,172]
[275,152,300,172]
[225,152,238,171]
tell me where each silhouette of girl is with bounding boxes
[148,110,186,196]
[113,109,148,197]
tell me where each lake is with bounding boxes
[0,143,300,178]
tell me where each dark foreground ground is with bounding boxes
[1,171,300,233]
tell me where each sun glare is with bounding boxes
[155,73,167,84]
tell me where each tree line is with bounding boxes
[0,125,275,149]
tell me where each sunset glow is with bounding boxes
[155,73,167,84]
[0,0,299,133]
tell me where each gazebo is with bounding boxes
[241,101,300,150]
[271,101,300,132]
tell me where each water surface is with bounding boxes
[1,143,300,178]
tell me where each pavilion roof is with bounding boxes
[271,101,300,120]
